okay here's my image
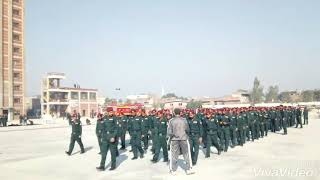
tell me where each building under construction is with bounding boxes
[41,72,99,118]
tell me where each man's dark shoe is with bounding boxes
[132,157,138,160]
[109,166,116,171]
[96,167,105,171]
[65,151,71,156]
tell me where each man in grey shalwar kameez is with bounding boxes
[167,108,195,175]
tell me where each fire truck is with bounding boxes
[105,103,144,115]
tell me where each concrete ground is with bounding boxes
[0,118,319,180]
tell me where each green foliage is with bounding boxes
[104,97,114,105]
[249,77,264,104]
[162,93,178,99]
[279,92,292,103]
[265,85,279,102]
[186,100,203,109]
[301,90,314,102]
[162,93,187,100]
[314,90,320,101]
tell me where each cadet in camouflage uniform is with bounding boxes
[205,112,221,158]
[216,111,225,151]
[186,111,203,165]
[96,113,104,154]
[96,111,118,171]
[114,112,121,156]
[281,107,288,135]
[65,114,85,156]
[263,109,270,136]
[128,110,145,160]
[118,112,128,150]
[66,112,72,125]
[197,110,207,148]
[303,107,309,125]
[258,110,265,138]
[229,110,238,147]
[253,109,261,139]
[141,111,150,151]
[247,109,256,141]
[220,111,232,151]
[270,107,277,132]
[149,110,157,154]
[243,110,250,142]
[236,111,245,146]
[275,108,282,131]
[151,111,168,163]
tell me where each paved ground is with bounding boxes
[0,118,319,180]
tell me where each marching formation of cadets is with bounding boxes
[66,105,309,172]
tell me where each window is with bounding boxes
[71,92,79,100]
[89,92,96,100]
[14,85,21,91]
[13,9,20,16]
[13,47,20,53]
[13,0,20,3]
[13,34,20,41]
[82,110,86,116]
[13,22,20,29]
[13,59,20,66]
[14,98,21,104]
[14,110,21,116]
[14,72,20,78]
[81,92,88,100]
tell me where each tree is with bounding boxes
[265,85,279,103]
[249,77,264,104]
[186,100,203,109]
[314,90,320,101]
[104,97,114,105]
[301,90,314,102]
[279,92,292,103]
[162,93,178,99]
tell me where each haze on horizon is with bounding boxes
[26,0,320,98]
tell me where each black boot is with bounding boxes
[65,151,71,156]
[109,165,116,171]
[96,167,105,171]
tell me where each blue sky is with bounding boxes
[26,0,320,98]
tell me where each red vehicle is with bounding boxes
[105,103,144,115]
